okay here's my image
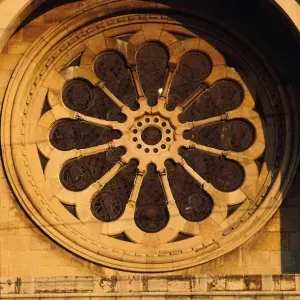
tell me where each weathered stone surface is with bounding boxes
[148,278,168,292]
[273,275,296,291]
[207,275,226,291]
[0,2,300,300]
[225,275,262,291]
[0,275,299,298]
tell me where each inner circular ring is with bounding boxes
[141,126,162,145]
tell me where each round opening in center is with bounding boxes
[141,126,162,146]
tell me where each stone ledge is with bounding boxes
[2,291,300,299]
[0,275,300,298]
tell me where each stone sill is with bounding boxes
[2,291,300,299]
[1,275,300,299]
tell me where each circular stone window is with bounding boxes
[1,2,297,272]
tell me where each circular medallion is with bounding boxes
[179,51,212,82]
[60,162,91,191]
[91,192,124,222]
[94,52,126,82]
[50,120,82,151]
[210,160,245,192]
[211,80,244,111]
[62,79,94,111]
[135,206,169,233]
[180,192,213,222]
[225,120,256,152]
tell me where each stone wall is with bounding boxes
[0,0,299,284]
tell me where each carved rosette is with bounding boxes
[1,1,295,272]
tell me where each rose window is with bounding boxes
[5,5,293,272]
[35,31,264,239]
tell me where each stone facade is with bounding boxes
[0,0,300,299]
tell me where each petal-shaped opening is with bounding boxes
[136,42,169,106]
[60,147,125,191]
[210,80,244,111]
[62,79,95,111]
[94,51,138,110]
[168,51,212,110]
[180,148,245,192]
[62,79,125,121]
[210,159,245,192]
[134,164,169,233]
[91,160,138,222]
[180,79,244,122]
[50,119,121,151]
[185,119,255,152]
[60,160,92,191]
[165,159,213,222]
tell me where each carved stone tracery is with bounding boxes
[43,31,263,240]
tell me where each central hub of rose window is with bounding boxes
[131,115,174,155]
[141,126,162,145]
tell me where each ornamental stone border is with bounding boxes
[1,275,300,299]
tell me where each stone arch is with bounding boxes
[0,0,299,53]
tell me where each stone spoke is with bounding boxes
[178,113,229,131]
[160,63,177,100]
[96,81,125,109]
[80,141,119,157]
[76,112,113,127]
[185,108,257,130]
[189,141,253,161]
[127,169,146,208]
[178,85,207,111]
[64,142,116,161]
[159,169,177,207]
[130,66,144,98]
[97,160,127,189]
[175,156,209,189]
[75,112,124,131]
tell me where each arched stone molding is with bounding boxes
[0,0,299,54]
[0,0,297,128]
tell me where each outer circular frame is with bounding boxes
[1,0,298,272]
